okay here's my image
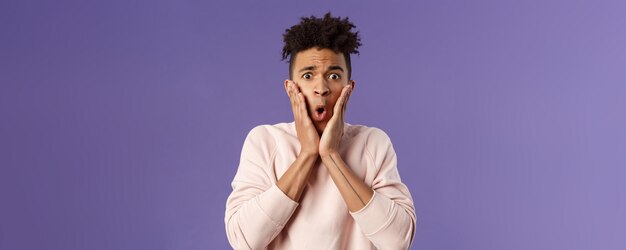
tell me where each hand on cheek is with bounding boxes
[285,80,320,156]
[319,84,352,157]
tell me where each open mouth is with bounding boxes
[312,105,327,121]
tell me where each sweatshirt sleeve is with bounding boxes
[224,126,299,250]
[349,128,417,250]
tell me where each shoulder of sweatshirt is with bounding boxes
[242,122,295,154]
[245,122,296,143]
[344,123,394,152]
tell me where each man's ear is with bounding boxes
[284,79,291,92]
[349,80,355,91]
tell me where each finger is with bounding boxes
[343,85,352,114]
[293,83,306,117]
[293,82,302,95]
[289,82,300,103]
[287,82,298,115]
[298,93,310,123]
[294,85,301,119]
[340,86,350,119]
[334,85,350,116]
[298,93,307,115]
[291,82,302,114]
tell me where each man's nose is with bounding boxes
[314,80,330,96]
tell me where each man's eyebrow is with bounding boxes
[298,65,345,73]
[298,66,316,72]
[328,65,344,72]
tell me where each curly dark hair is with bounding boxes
[282,12,362,79]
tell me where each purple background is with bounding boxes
[2,0,625,249]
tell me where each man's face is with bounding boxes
[286,47,355,134]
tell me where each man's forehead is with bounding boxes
[294,48,346,68]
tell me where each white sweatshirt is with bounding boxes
[225,122,416,250]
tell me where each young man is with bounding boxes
[225,13,416,250]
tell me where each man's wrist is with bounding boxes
[298,150,319,160]
[319,150,340,160]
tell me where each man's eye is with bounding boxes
[329,73,341,80]
[302,73,312,79]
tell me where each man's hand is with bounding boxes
[318,84,371,212]
[285,80,319,156]
[319,84,352,157]
[276,80,321,202]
